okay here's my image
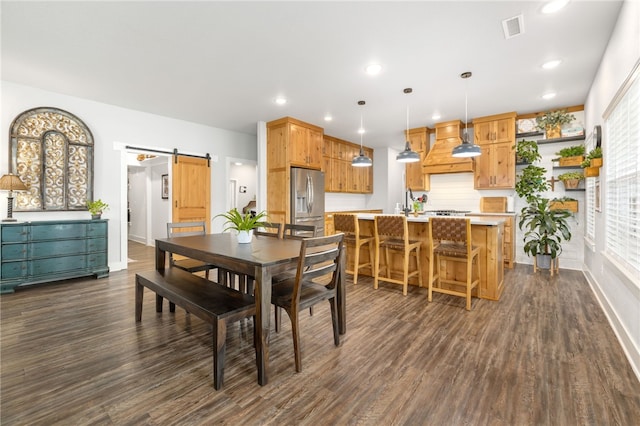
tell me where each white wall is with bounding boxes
[229,163,257,212]
[582,0,640,379]
[1,81,257,271]
[127,167,147,244]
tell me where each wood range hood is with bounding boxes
[422,120,474,174]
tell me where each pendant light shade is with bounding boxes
[352,108,372,167]
[396,141,420,163]
[396,92,420,163]
[452,72,481,158]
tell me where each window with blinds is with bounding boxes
[604,62,640,278]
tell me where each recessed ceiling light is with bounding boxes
[542,0,570,14]
[324,115,333,122]
[274,97,287,105]
[234,162,243,166]
[542,92,557,100]
[542,59,562,69]
[358,127,365,134]
[432,113,441,120]
[365,64,382,75]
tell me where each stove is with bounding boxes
[424,210,471,217]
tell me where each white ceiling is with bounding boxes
[1,1,623,150]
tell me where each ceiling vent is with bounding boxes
[502,14,524,39]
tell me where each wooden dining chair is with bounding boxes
[373,215,422,295]
[167,221,217,279]
[254,222,282,238]
[270,233,345,372]
[333,213,374,284]
[427,217,480,311]
[283,223,317,240]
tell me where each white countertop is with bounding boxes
[356,213,505,226]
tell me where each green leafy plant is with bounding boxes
[519,197,572,259]
[215,208,268,232]
[558,171,584,181]
[515,165,548,203]
[555,145,585,158]
[514,139,541,164]
[86,199,109,215]
[587,146,603,159]
[581,158,592,168]
[535,109,575,130]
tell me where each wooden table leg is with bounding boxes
[253,266,272,386]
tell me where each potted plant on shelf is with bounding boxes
[558,171,584,190]
[581,147,603,176]
[215,208,268,243]
[515,165,548,204]
[550,196,579,213]
[86,199,109,219]
[554,145,585,167]
[515,139,540,164]
[519,197,572,269]
[536,109,575,139]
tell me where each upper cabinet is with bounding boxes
[268,117,323,170]
[405,127,430,191]
[323,135,373,194]
[473,112,517,189]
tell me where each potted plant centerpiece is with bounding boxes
[87,199,109,219]
[536,109,575,139]
[519,197,572,269]
[215,208,268,243]
[515,139,540,164]
[558,171,584,190]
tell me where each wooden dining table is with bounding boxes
[155,232,346,386]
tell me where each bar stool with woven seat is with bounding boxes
[333,213,374,284]
[427,217,480,311]
[374,215,422,295]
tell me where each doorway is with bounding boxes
[228,160,257,214]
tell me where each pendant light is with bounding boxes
[396,88,420,163]
[352,101,373,167]
[452,72,481,158]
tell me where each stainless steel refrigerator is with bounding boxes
[290,167,325,237]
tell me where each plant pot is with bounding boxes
[236,229,253,243]
[536,253,552,270]
[550,200,578,212]
[584,166,600,177]
[558,156,584,167]
[590,158,603,168]
[561,178,581,190]
[91,214,102,220]
[545,125,562,139]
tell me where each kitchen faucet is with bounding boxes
[403,188,415,216]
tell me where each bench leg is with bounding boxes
[155,294,163,312]
[135,279,144,322]
[212,319,227,390]
[169,302,176,313]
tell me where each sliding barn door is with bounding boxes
[172,155,211,230]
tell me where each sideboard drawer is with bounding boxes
[87,237,107,252]
[31,239,86,257]
[32,255,87,276]
[1,226,29,242]
[1,261,28,279]
[31,223,86,240]
[1,243,28,260]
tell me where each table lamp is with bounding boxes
[0,173,28,222]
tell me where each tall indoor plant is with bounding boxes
[518,197,572,268]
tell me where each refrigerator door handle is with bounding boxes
[295,217,321,223]
[307,175,313,214]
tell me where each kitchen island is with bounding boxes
[349,214,505,301]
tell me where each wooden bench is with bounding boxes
[135,268,256,389]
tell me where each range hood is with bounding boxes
[422,137,474,174]
[422,120,474,174]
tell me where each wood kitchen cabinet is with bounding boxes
[473,112,517,189]
[324,135,373,194]
[405,127,430,191]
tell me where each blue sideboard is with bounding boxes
[0,220,109,294]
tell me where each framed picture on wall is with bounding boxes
[161,174,169,199]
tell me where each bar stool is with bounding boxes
[333,213,374,284]
[427,217,480,311]
[374,215,422,295]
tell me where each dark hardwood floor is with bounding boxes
[1,241,639,425]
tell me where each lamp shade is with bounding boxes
[352,148,372,167]
[452,140,482,157]
[396,141,420,163]
[0,173,27,191]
